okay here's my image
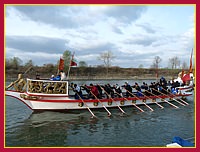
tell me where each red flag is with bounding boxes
[58,57,64,70]
[70,60,77,66]
[189,50,193,73]
[70,53,77,66]
[182,73,191,83]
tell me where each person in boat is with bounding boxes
[133,82,142,97]
[160,82,168,94]
[157,83,162,95]
[141,82,148,90]
[141,82,149,95]
[50,75,55,80]
[171,80,180,93]
[96,84,103,99]
[52,74,61,81]
[60,71,67,81]
[105,84,115,98]
[160,76,167,86]
[35,72,40,79]
[87,83,99,99]
[149,82,157,95]
[72,84,83,99]
[167,81,172,86]
[81,84,91,99]
[122,82,132,97]
[113,84,122,97]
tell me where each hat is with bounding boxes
[51,75,54,78]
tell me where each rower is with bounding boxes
[122,82,132,97]
[87,83,99,99]
[113,84,122,98]
[134,82,142,97]
[72,84,83,99]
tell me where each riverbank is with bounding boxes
[5,66,181,81]
[5,74,174,82]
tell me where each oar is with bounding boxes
[139,90,164,109]
[124,88,154,112]
[149,88,179,109]
[98,85,125,114]
[114,90,144,112]
[162,87,189,105]
[89,91,112,116]
[71,87,96,118]
[152,88,185,106]
[23,66,33,74]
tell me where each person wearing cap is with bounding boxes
[50,75,55,80]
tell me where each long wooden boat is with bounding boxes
[5,77,193,113]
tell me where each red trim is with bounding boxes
[178,86,193,90]
[6,90,192,103]
[22,94,190,103]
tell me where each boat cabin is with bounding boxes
[26,78,69,96]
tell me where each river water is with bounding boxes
[5,80,195,147]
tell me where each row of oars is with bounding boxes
[73,85,189,118]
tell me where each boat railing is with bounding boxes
[26,78,69,95]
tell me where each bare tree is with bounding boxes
[151,56,162,69]
[151,56,162,79]
[168,56,180,69]
[98,51,115,76]
[182,61,188,70]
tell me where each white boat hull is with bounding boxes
[5,90,191,111]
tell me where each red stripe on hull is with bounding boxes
[21,94,189,103]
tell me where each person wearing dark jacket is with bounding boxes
[123,82,132,97]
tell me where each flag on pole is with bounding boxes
[58,57,64,70]
[70,53,77,66]
[182,73,191,83]
[189,50,193,73]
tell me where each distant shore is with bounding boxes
[6,75,174,82]
[5,66,181,82]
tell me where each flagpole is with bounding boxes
[67,64,71,80]
[57,56,61,75]
[67,52,74,80]
[189,48,193,73]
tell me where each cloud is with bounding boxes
[104,6,147,24]
[6,48,61,65]
[111,26,123,34]
[12,6,94,29]
[11,5,147,30]
[124,34,158,47]
[6,35,68,53]
[135,22,157,34]
[75,41,117,56]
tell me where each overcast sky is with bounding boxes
[5,5,195,68]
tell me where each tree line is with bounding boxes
[5,50,192,80]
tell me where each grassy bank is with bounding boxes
[5,66,181,81]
